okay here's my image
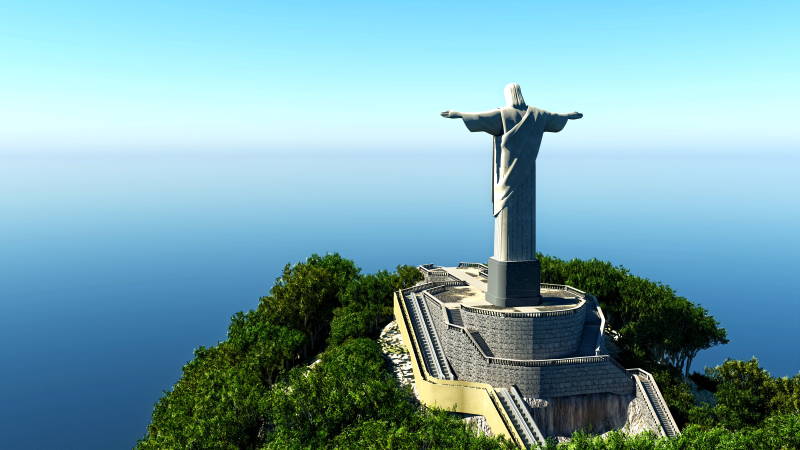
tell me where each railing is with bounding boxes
[461,302,584,318]
[406,282,443,293]
[540,283,587,298]
[457,262,489,270]
[488,354,610,367]
[422,291,443,311]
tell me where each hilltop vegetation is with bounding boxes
[138,254,511,449]
[138,253,799,449]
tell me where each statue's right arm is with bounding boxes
[453,109,503,135]
[440,110,463,119]
[554,112,583,120]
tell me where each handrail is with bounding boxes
[419,281,585,318]
[457,262,489,270]
[540,283,587,297]
[460,302,584,318]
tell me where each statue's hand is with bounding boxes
[569,112,583,119]
[440,110,462,119]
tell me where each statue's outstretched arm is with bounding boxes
[554,112,583,120]
[545,111,583,133]
[442,109,503,135]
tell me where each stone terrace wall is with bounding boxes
[432,319,633,398]
[417,289,633,400]
[460,303,586,360]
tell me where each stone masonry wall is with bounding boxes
[419,291,633,399]
[460,304,586,360]
[438,323,633,398]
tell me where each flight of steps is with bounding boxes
[495,386,546,448]
[406,292,454,380]
[636,373,679,437]
[446,307,464,326]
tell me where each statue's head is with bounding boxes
[504,83,526,108]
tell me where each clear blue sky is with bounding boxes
[1,1,798,154]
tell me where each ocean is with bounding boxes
[1,151,797,449]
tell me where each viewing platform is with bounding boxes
[396,263,680,445]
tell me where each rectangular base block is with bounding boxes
[486,258,542,307]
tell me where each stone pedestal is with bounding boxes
[486,258,542,307]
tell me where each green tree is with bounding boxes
[699,358,777,429]
[261,253,361,356]
[138,344,267,449]
[394,264,424,289]
[227,310,307,385]
[539,253,727,378]
[329,266,421,347]
[328,303,382,347]
[263,338,414,446]
[771,374,800,415]
[331,412,515,449]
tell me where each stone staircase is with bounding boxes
[406,292,454,380]
[637,373,678,437]
[446,307,464,326]
[629,369,679,437]
[495,386,546,448]
[468,330,494,357]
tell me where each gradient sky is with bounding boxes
[1,1,798,154]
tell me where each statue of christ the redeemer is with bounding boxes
[441,83,582,307]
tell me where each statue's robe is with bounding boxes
[462,106,569,261]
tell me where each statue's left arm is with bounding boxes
[545,111,583,133]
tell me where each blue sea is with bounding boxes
[1,151,798,449]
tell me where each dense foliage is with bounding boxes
[550,413,800,449]
[140,253,798,449]
[138,254,509,449]
[538,254,727,378]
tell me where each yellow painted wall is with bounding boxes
[393,292,524,448]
